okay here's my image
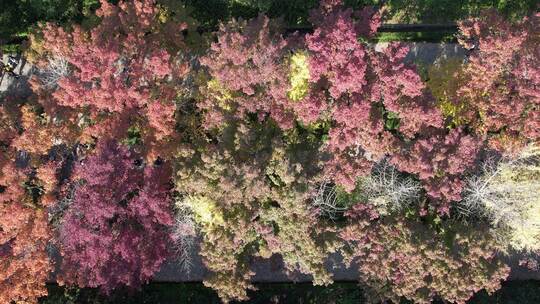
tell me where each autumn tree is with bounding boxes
[32,0,197,160]
[175,120,339,302]
[58,140,174,292]
[199,13,297,130]
[293,0,446,197]
[457,10,539,153]
[0,100,55,304]
[341,203,510,304]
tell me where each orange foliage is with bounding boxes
[0,163,53,304]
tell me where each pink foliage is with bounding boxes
[340,203,510,304]
[146,99,177,140]
[370,43,443,138]
[37,0,188,155]
[354,6,382,38]
[391,128,482,214]
[299,0,443,192]
[458,10,540,153]
[200,14,296,129]
[59,140,173,292]
[323,95,393,191]
[0,156,52,303]
[198,0,446,200]
[306,2,368,98]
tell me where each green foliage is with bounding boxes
[0,0,100,41]
[2,0,537,48]
[375,31,457,43]
[175,120,340,302]
[156,0,206,51]
[123,126,142,147]
[184,0,537,30]
[341,204,511,304]
[383,111,400,131]
[37,280,540,304]
[426,58,470,128]
[185,0,377,29]
[40,282,369,304]
[2,0,537,51]
[384,0,538,23]
[469,280,540,304]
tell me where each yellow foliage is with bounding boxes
[25,30,47,64]
[157,7,170,23]
[287,51,310,102]
[206,78,234,111]
[427,58,469,127]
[182,195,224,226]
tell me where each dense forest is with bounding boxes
[0,0,539,303]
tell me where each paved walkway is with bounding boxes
[0,54,33,99]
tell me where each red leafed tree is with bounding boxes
[390,128,482,214]
[34,0,192,160]
[10,104,80,156]
[198,0,477,213]
[58,140,174,292]
[458,10,540,153]
[199,14,297,129]
[299,0,443,192]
